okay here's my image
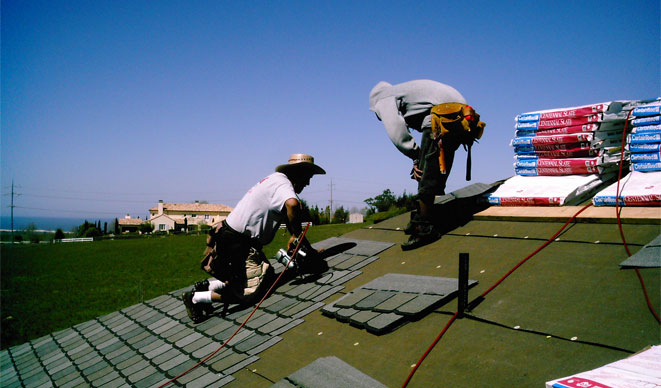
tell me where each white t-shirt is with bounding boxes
[225,172,297,246]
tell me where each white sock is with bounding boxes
[192,291,212,304]
[208,280,226,292]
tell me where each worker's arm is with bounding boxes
[372,96,420,160]
[284,197,316,253]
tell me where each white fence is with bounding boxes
[278,222,312,229]
[55,238,94,243]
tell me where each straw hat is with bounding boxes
[275,153,326,176]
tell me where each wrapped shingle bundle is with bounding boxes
[628,101,661,172]
[488,173,615,206]
[592,170,661,206]
[511,101,632,176]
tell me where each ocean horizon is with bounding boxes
[0,216,117,232]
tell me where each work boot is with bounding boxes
[403,211,420,235]
[182,291,204,324]
[401,223,441,251]
[194,279,210,292]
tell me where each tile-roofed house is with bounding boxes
[116,215,144,233]
[148,200,233,232]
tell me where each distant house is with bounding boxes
[117,215,143,233]
[148,200,233,232]
[348,213,364,224]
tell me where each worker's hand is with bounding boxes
[411,162,423,181]
[287,235,297,251]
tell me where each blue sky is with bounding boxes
[2,0,659,220]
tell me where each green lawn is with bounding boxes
[0,222,366,349]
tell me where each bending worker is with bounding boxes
[183,153,326,323]
[369,79,485,250]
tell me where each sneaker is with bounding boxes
[182,291,204,324]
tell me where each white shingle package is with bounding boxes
[592,170,661,206]
[545,345,661,388]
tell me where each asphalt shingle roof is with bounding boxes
[2,186,659,388]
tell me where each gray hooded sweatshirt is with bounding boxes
[369,79,466,160]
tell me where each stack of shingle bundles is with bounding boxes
[488,101,635,206]
[628,101,661,172]
[591,100,661,206]
[511,101,632,176]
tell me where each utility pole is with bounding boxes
[10,180,16,243]
[329,179,335,222]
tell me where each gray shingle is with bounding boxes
[186,372,234,388]
[311,286,345,302]
[133,371,170,388]
[333,289,375,308]
[246,336,282,356]
[335,308,359,322]
[158,355,193,376]
[365,312,407,334]
[354,290,397,310]
[320,303,340,317]
[254,316,293,335]
[199,318,236,337]
[283,356,388,388]
[182,337,213,355]
[271,318,306,337]
[348,310,381,329]
[233,333,273,353]
[395,294,445,316]
[164,357,197,378]
[620,233,661,268]
[372,292,417,312]
[152,348,184,366]
[263,296,299,315]
[334,255,371,270]
[108,349,138,366]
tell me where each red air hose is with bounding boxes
[403,106,659,387]
[157,223,311,388]
[614,110,660,324]
[401,204,591,388]
[401,312,458,388]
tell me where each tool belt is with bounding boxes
[201,220,263,280]
[201,221,272,304]
[431,103,486,180]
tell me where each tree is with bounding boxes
[103,222,108,234]
[54,228,66,240]
[26,222,39,243]
[77,220,101,238]
[139,222,154,234]
[395,190,417,211]
[332,206,349,224]
[114,218,119,234]
[300,200,323,225]
[365,189,397,214]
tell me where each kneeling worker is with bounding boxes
[183,153,326,323]
[369,79,485,250]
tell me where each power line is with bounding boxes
[13,206,132,215]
